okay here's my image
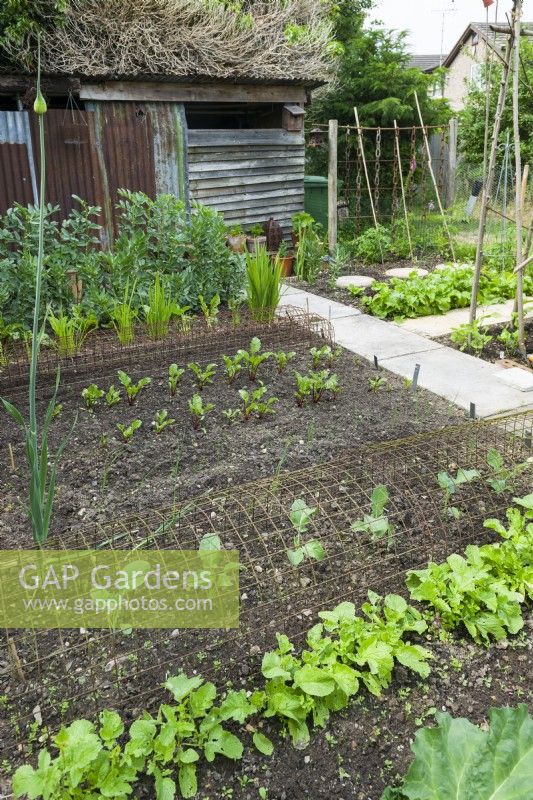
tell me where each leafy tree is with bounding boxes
[308,22,450,130]
[458,39,533,169]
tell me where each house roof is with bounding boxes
[443,21,533,68]
[409,55,446,72]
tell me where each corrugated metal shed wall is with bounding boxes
[1,107,303,233]
[188,128,305,230]
[0,111,37,213]
[0,104,188,238]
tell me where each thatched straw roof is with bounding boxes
[1,0,335,84]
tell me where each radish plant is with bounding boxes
[152,410,176,434]
[117,419,142,442]
[168,364,185,396]
[82,383,104,409]
[188,362,217,391]
[188,394,215,430]
[117,370,151,406]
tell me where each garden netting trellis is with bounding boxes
[310,120,531,258]
[2,408,532,749]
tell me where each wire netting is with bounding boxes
[2,409,532,749]
[0,307,334,398]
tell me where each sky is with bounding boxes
[368,0,533,55]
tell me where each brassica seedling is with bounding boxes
[437,467,480,519]
[287,501,323,565]
[351,484,394,548]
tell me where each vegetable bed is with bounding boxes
[1,324,532,800]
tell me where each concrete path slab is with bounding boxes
[277,283,533,417]
[278,288,361,320]
[496,367,533,392]
[333,315,444,362]
[380,348,533,417]
[400,298,533,338]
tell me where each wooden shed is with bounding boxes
[0,1,333,237]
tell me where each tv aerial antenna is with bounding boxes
[432,0,458,65]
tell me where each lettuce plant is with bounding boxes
[437,467,480,520]
[406,496,532,643]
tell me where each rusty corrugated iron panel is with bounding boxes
[29,109,107,238]
[0,111,38,212]
[96,102,156,203]
[146,102,188,204]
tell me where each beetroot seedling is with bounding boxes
[117,370,151,406]
[105,385,121,407]
[188,394,215,430]
[237,337,272,381]
[188,362,217,391]
[152,410,176,434]
[82,383,104,410]
[168,364,185,396]
[222,408,242,424]
[274,350,296,373]
[238,382,273,421]
[117,419,142,442]
[223,354,243,385]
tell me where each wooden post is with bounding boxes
[513,0,526,355]
[414,92,455,262]
[393,120,414,260]
[447,118,458,208]
[328,119,338,255]
[469,11,515,323]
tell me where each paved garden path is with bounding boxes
[279,285,533,418]
[399,298,533,337]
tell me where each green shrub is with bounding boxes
[352,225,392,264]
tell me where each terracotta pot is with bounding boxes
[277,255,294,277]
[247,235,267,253]
[227,234,247,254]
